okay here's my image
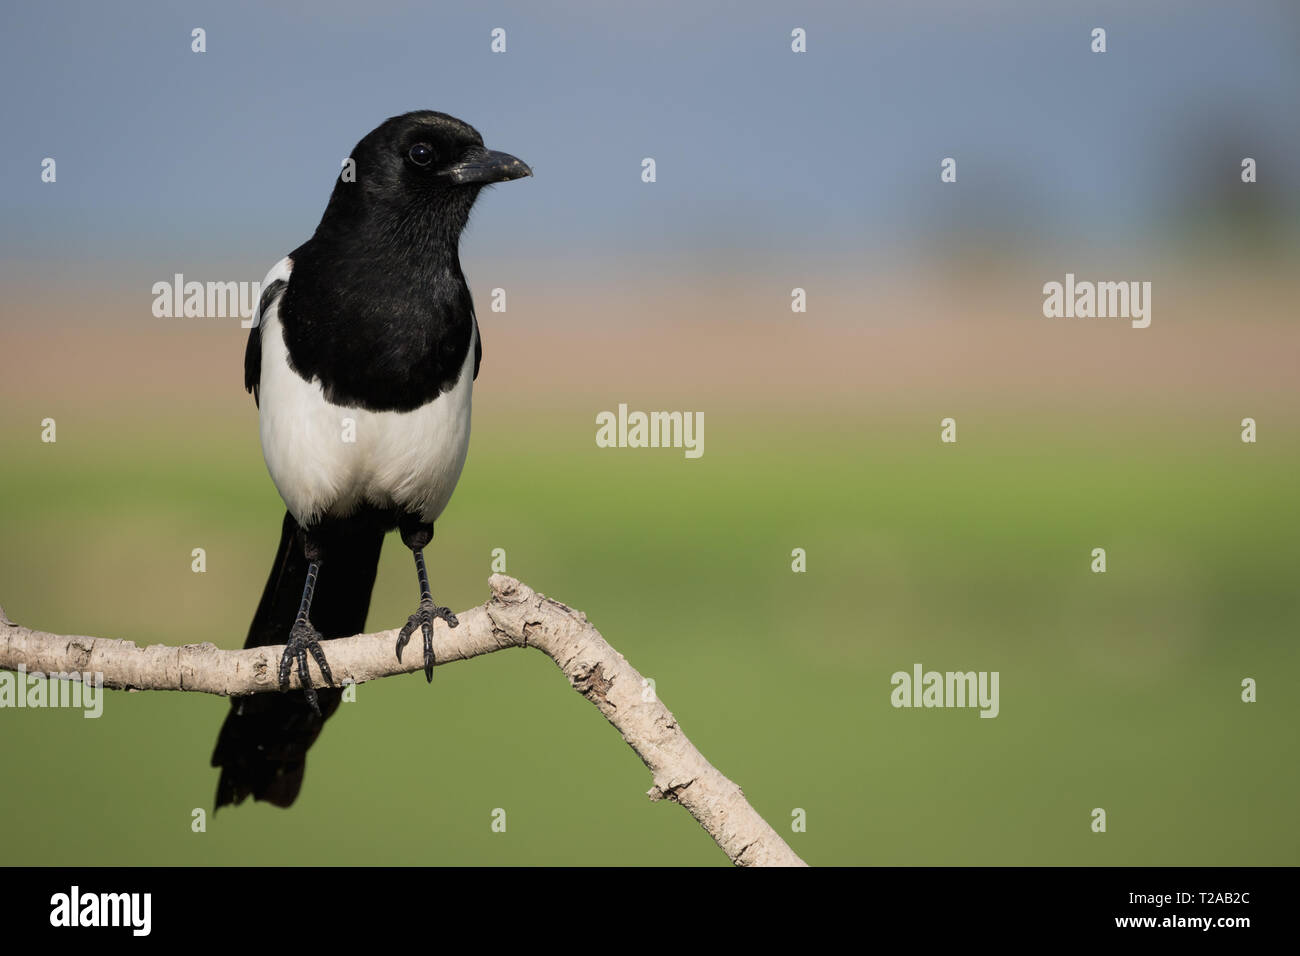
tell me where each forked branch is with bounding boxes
[0,575,806,867]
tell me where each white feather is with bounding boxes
[254,258,475,526]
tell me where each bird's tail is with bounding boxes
[211,511,384,809]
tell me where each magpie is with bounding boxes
[210,111,530,808]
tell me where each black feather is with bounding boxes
[244,277,287,406]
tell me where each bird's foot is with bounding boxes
[278,618,335,715]
[395,596,458,682]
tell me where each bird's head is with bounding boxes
[318,110,531,249]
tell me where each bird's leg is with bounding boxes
[278,530,334,714]
[394,518,458,682]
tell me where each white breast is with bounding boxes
[255,259,475,527]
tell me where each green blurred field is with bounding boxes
[1,397,1296,866]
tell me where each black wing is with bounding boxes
[245,276,288,407]
[473,314,482,380]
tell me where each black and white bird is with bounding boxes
[211,111,530,808]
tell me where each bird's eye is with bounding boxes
[408,143,434,166]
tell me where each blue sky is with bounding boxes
[2,0,1298,289]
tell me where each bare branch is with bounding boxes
[0,575,806,867]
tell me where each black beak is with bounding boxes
[443,147,532,185]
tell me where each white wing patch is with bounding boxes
[255,260,475,526]
[255,256,294,327]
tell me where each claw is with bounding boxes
[302,681,320,717]
[395,616,416,663]
[307,640,335,687]
[279,619,333,717]
[422,618,435,682]
[394,597,457,681]
[278,643,294,690]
